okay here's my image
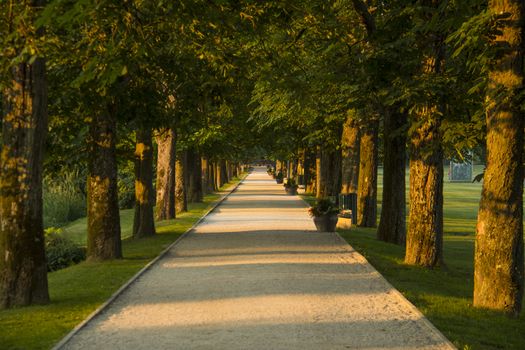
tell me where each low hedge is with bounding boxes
[45,229,86,272]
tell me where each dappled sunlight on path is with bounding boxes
[61,167,455,350]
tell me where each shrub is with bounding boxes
[118,170,135,209]
[43,171,86,228]
[284,178,298,189]
[308,198,339,217]
[45,228,86,272]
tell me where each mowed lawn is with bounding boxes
[0,178,242,350]
[338,166,525,350]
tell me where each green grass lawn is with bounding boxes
[0,178,242,350]
[304,166,524,350]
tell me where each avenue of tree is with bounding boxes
[0,0,523,319]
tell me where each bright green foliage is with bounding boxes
[45,229,86,272]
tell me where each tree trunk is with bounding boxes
[357,119,378,227]
[186,149,194,202]
[405,114,443,267]
[0,57,49,308]
[316,147,342,198]
[378,109,407,245]
[316,149,324,198]
[405,36,445,268]
[175,150,188,213]
[210,160,218,191]
[187,149,203,203]
[154,128,176,220]
[220,160,228,185]
[226,161,233,181]
[133,128,156,239]
[87,105,122,260]
[341,110,360,194]
[201,157,213,194]
[214,161,222,189]
[304,149,316,194]
[474,0,524,316]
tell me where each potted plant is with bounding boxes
[275,171,284,184]
[284,178,298,195]
[308,198,339,232]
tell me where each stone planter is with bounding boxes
[313,214,339,232]
[276,178,284,184]
[284,187,297,195]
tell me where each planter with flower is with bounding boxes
[308,198,339,232]
[275,171,284,184]
[283,178,298,195]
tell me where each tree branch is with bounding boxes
[351,0,376,36]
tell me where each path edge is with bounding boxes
[51,172,249,350]
[298,193,457,350]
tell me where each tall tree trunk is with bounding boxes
[87,105,122,260]
[186,148,194,202]
[226,161,233,181]
[316,147,342,198]
[210,160,218,191]
[0,57,49,308]
[154,128,176,220]
[201,157,212,194]
[341,110,360,194]
[474,0,524,316]
[214,161,222,189]
[378,109,407,245]
[304,149,316,194]
[133,128,156,239]
[175,150,187,213]
[357,119,378,227]
[316,148,324,198]
[220,160,228,185]
[405,36,445,268]
[187,149,203,203]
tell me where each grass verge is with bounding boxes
[339,228,525,350]
[0,177,243,350]
[300,166,525,350]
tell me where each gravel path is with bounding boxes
[59,167,455,350]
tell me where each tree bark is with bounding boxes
[0,57,49,308]
[220,160,228,185]
[209,160,218,191]
[187,148,203,203]
[155,128,176,221]
[304,149,316,194]
[405,113,443,267]
[133,128,156,239]
[175,150,187,213]
[474,0,524,316]
[405,33,445,268]
[341,110,360,194]
[316,147,342,198]
[377,109,407,245]
[87,106,122,261]
[357,119,378,227]
[316,149,323,198]
[214,161,222,189]
[201,157,213,194]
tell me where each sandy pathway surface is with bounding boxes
[60,167,455,350]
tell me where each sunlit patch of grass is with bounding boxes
[340,228,525,350]
[302,167,524,349]
[0,177,243,350]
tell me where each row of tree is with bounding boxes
[247,0,524,316]
[0,0,523,320]
[0,0,259,309]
